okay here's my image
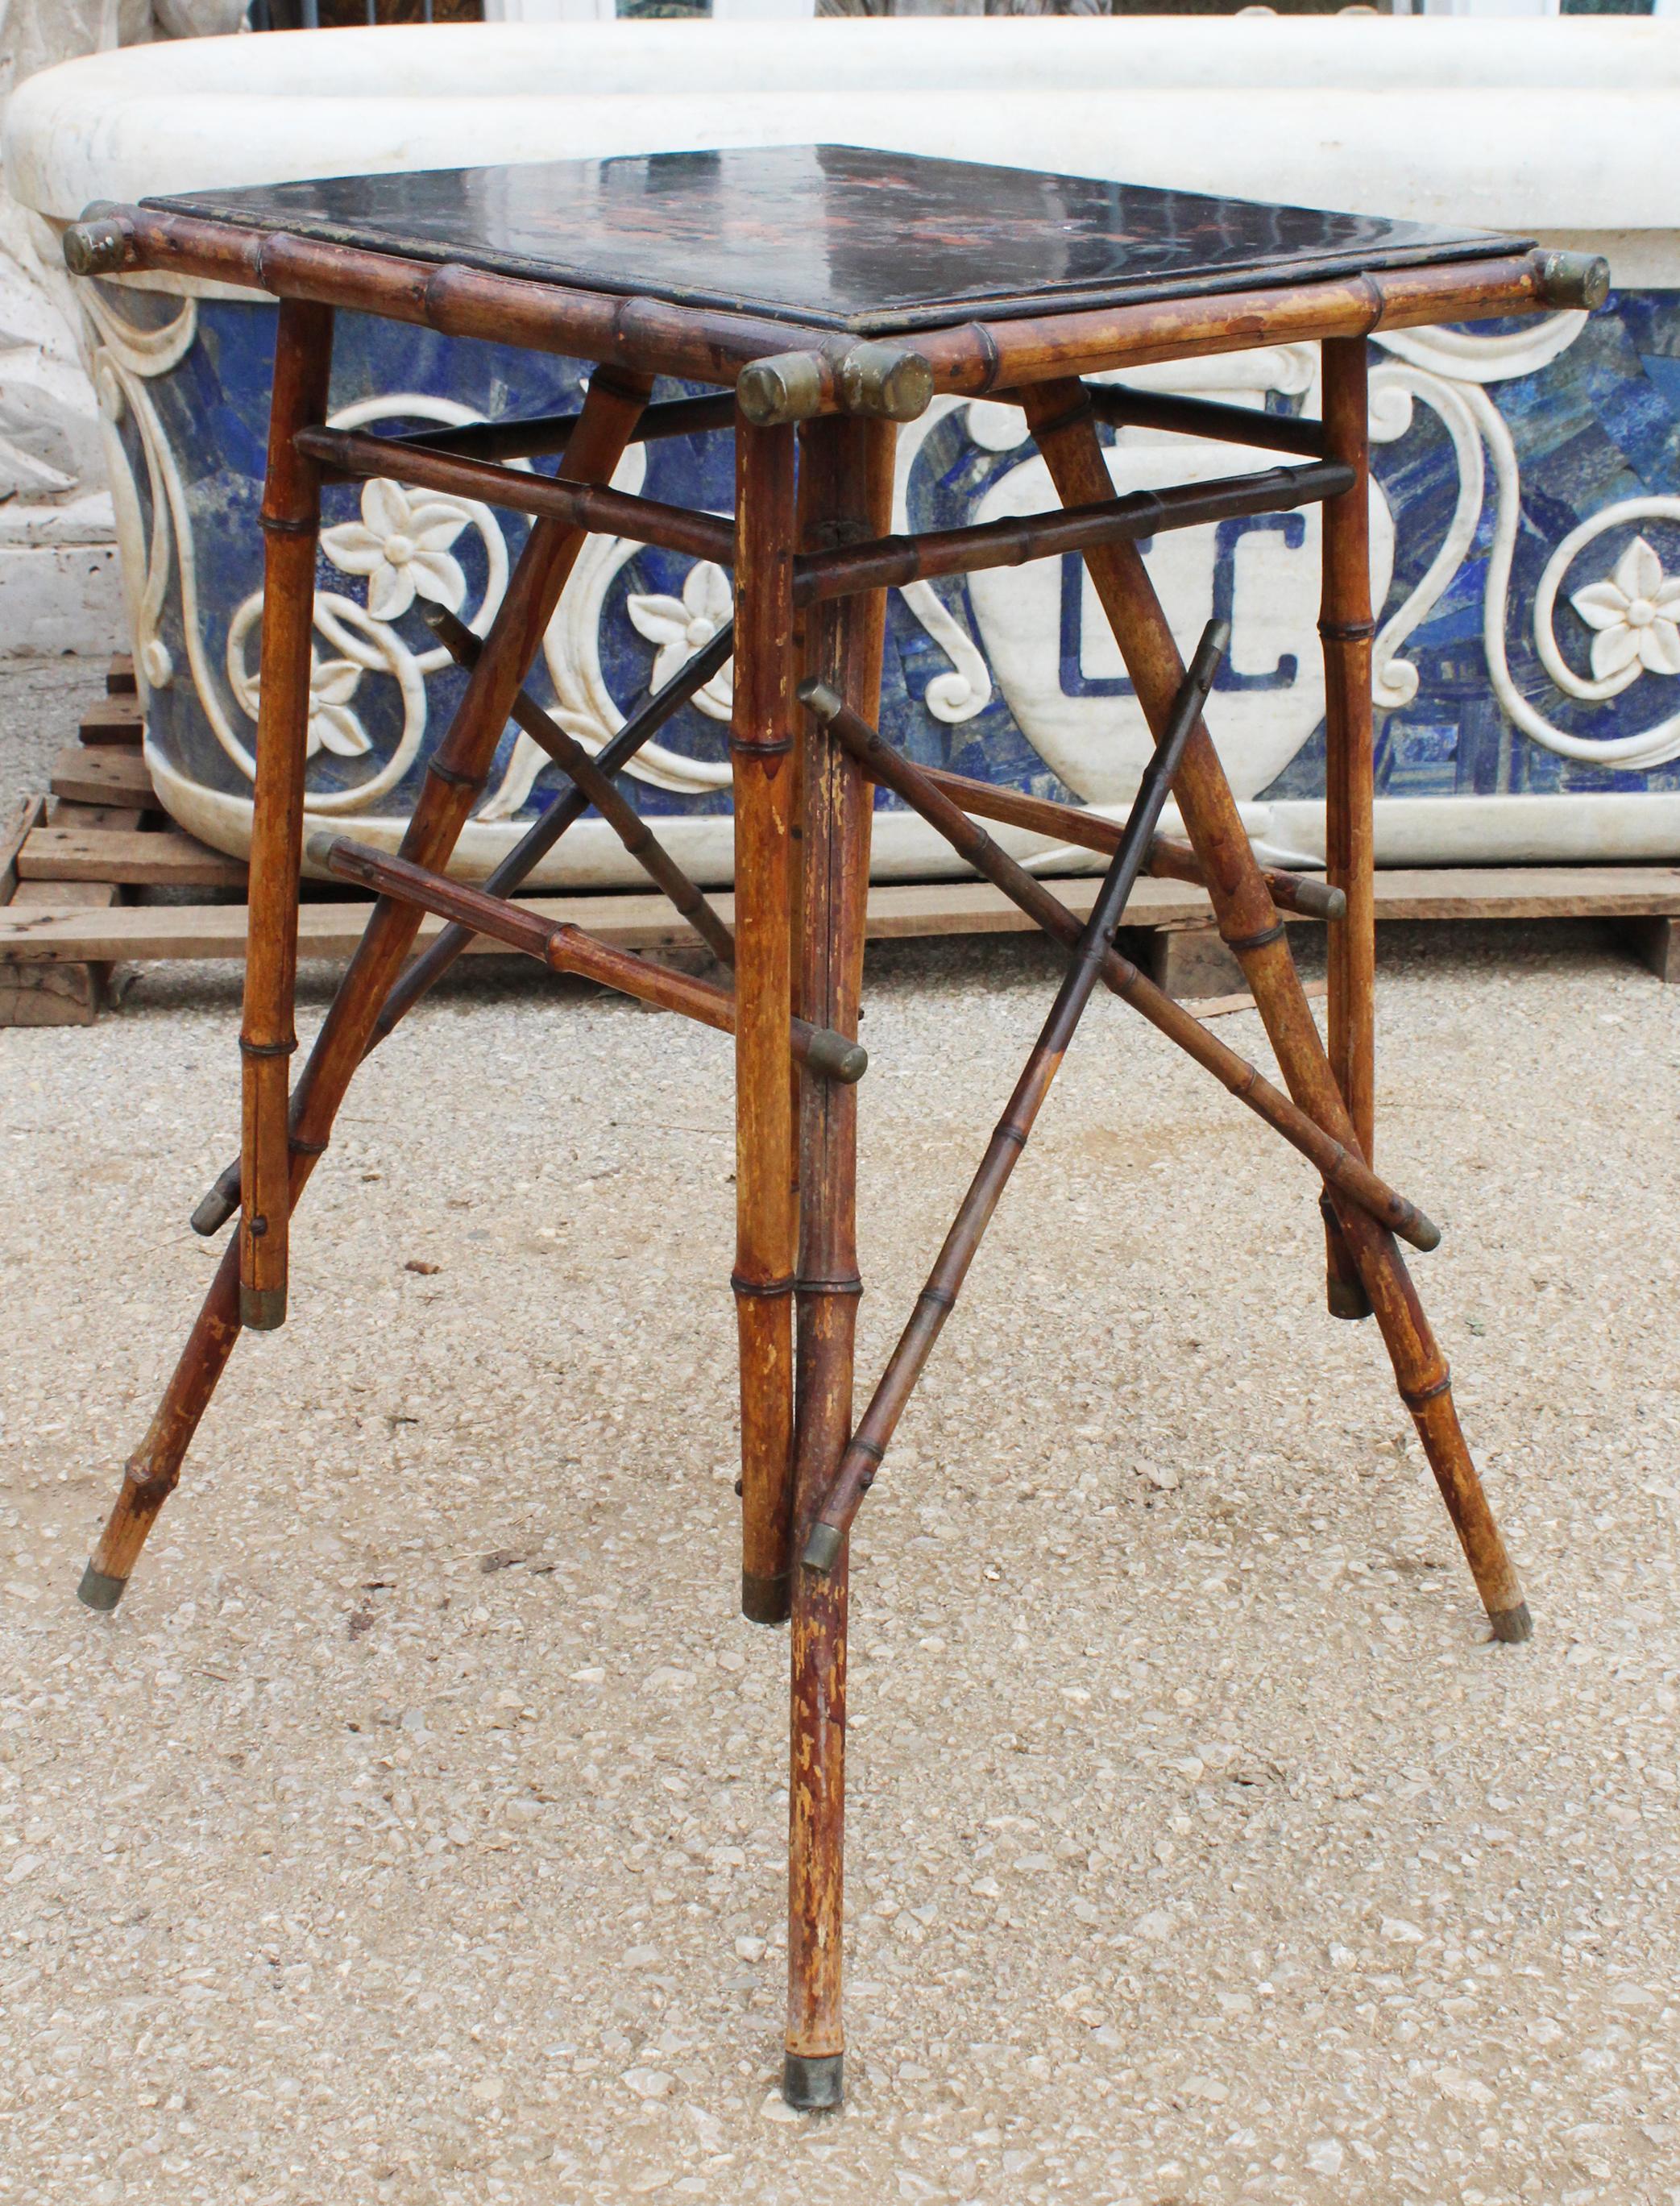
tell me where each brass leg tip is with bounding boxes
[1325,1278,1372,1322]
[239,1284,287,1331]
[77,1562,127,1613]
[740,1570,790,1627]
[782,2051,843,2110]
[1487,1601,1533,1645]
[802,1523,844,1576]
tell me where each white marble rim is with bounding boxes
[148,746,1680,894]
[8,20,1680,245]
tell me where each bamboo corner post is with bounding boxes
[237,295,334,1334]
[62,144,1567,2105]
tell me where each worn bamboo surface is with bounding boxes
[79,369,653,1606]
[83,206,1576,413]
[732,419,801,1625]
[795,461,1350,601]
[238,297,334,1334]
[806,692,1441,1253]
[782,414,896,2109]
[1320,336,1378,1322]
[803,624,1225,1567]
[425,603,736,968]
[297,426,735,567]
[310,832,861,1079]
[1019,377,1528,1640]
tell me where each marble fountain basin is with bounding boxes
[7,16,1680,886]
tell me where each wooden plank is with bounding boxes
[4,862,1680,971]
[1365,865,1680,921]
[46,798,147,833]
[20,825,247,889]
[78,696,145,748]
[107,654,137,696]
[1192,980,1329,1022]
[48,744,155,809]
[11,881,123,910]
[0,794,45,906]
[1,860,112,1026]
[1626,913,1680,984]
[0,873,1208,965]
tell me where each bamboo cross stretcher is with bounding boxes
[60,144,1605,2111]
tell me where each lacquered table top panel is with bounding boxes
[151,144,1518,337]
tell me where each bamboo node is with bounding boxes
[259,512,319,538]
[730,1271,795,1300]
[1221,919,1287,954]
[425,758,488,793]
[1400,1370,1454,1411]
[1318,617,1377,644]
[795,1272,865,1298]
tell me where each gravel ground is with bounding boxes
[3,801,1680,2202]
[0,657,111,819]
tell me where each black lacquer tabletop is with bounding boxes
[154,145,1519,336]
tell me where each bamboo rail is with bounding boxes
[78,367,655,1609]
[307,832,865,1081]
[424,603,735,968]
[794,461,1352,601]
[885,761,1344,922]
[1021,375,1528,1641]
[296,424,736,567]
[393,388,737,465]
[189,621,738,1241]
[801,686,1441,1250]
[1084,382,1328,458]
[64,206,1605,421]
[804,623,1227,1571]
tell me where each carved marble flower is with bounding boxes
[303,651,369,759]
[1571,536,1680,681]
[627,559,735,699]
[322,478,470,623]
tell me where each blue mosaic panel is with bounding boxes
[105,284,1680,837]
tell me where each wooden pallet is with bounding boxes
[3,658,1678,1024]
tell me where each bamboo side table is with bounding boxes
[63,147,1605,2109]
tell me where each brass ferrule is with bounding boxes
[63,209,135,278]
[1538,251,1611,313]
[736,351,828,428]
[838,342,934,423]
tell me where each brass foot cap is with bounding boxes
[803,1522,844,1576]
[239,1284,287,1331]
[740,1570,790,1628]
[1325,1279,1373,1322]
[77,1562,127,1613]
[1487,1601,1533,1645]
[782,2051,843,2110]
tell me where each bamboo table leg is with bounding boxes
[782,416,894,2109]
[732,419,800,1627]
[239,298,334,1333]
[76,368,649,1612]
[1320,335,1376,1323]
[1020,379,1531,1644]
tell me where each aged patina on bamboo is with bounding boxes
[64,144,1596,2109]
